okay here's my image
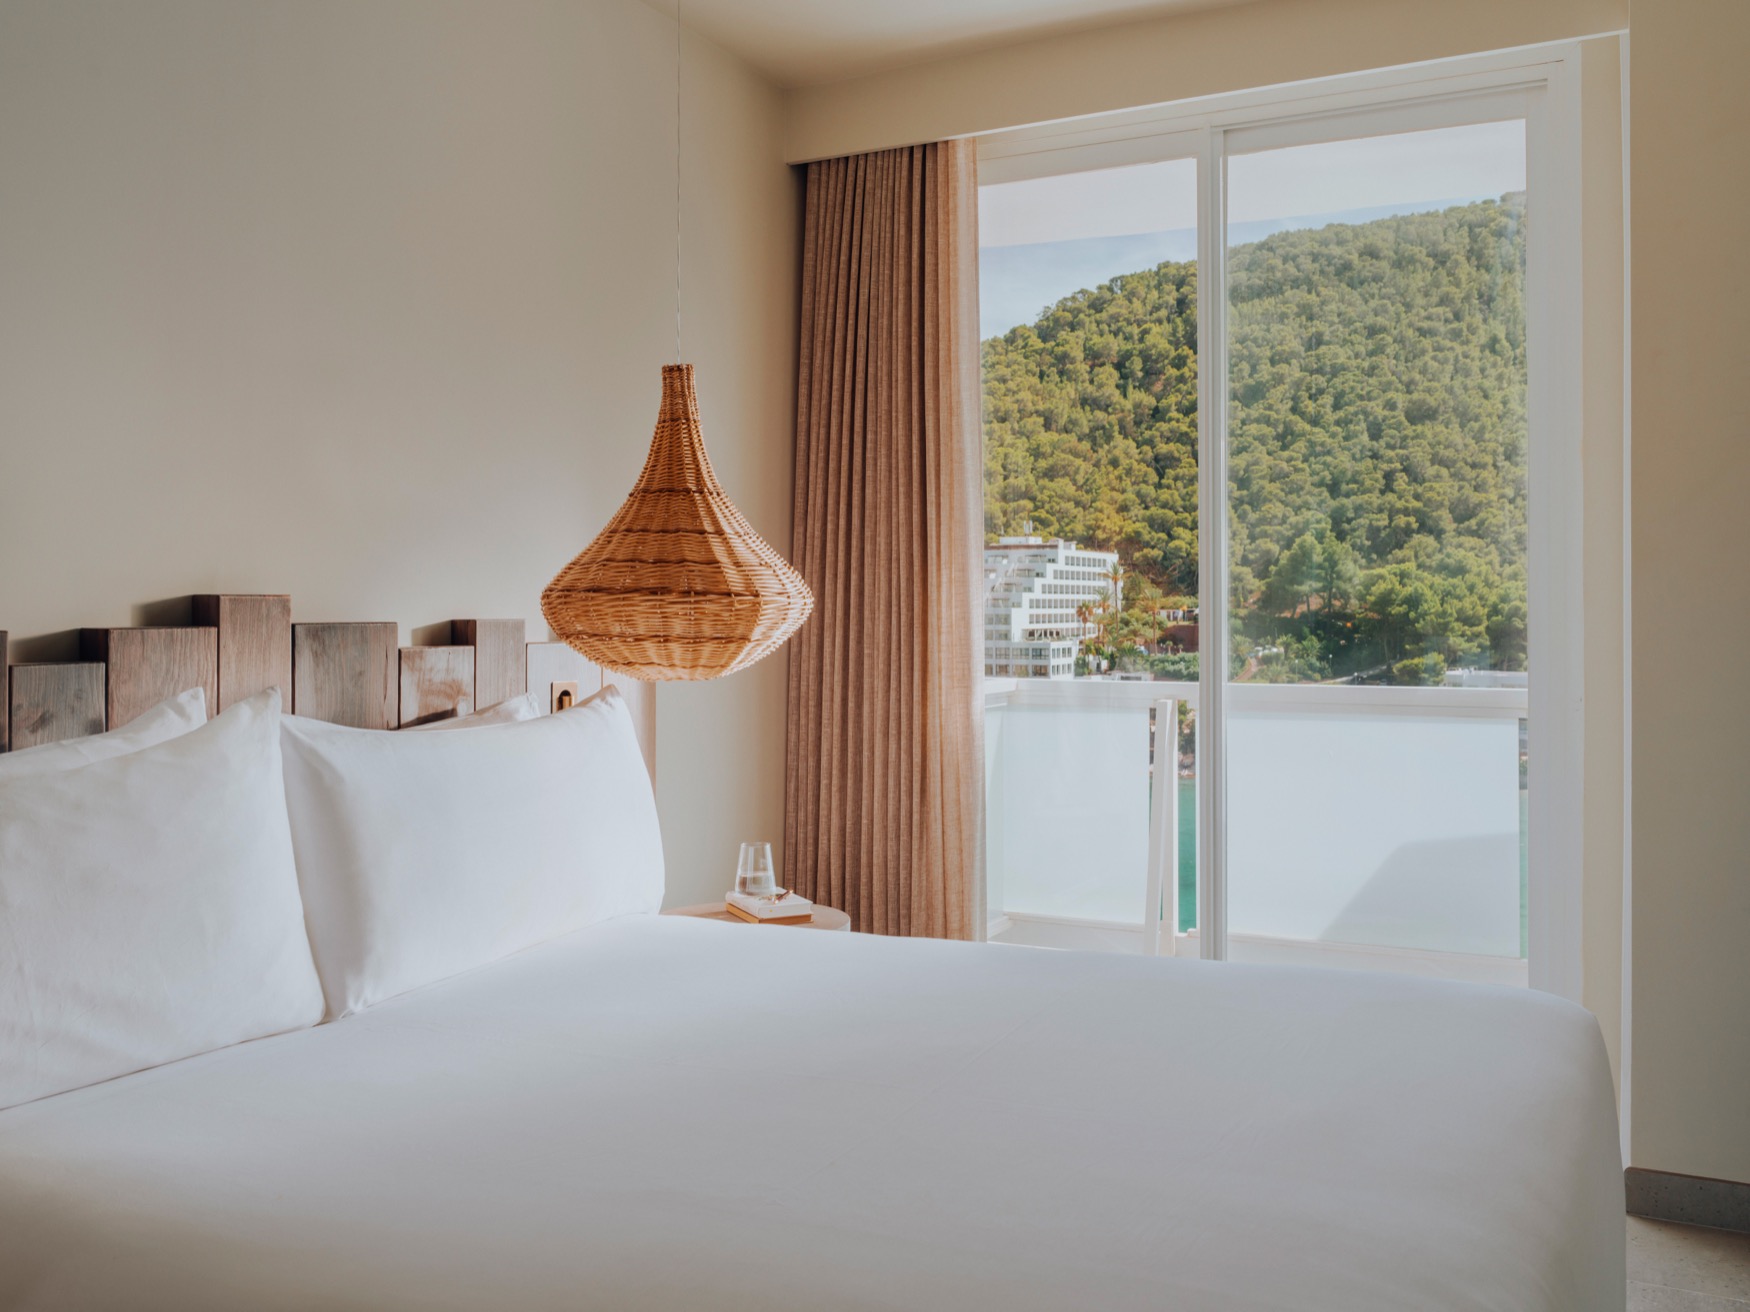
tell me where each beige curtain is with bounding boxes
[784,140,984,940]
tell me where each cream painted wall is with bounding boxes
[783,0,1626,162]
[1628,0,1750,1184]
[0,0,800,908]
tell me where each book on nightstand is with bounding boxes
[724,890,815,924]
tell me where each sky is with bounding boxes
[978,119,1526,339]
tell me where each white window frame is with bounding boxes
[976,42,1586,1001]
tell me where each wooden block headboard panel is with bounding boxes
[1,600,654,781]
[9,664,105,749]
[453,619,525,711]
[80,627,219,731]
[292,623,399,729]
[399,646,474,727]
[191,595,291,713]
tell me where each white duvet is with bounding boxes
[0,915,1623,1311]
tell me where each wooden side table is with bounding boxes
[664,902,852,932]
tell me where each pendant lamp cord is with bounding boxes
[674,0,682,364]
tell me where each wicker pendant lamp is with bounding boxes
[541,364,813,680]
[541,0,811,681]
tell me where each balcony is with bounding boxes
[984,677,1529,987]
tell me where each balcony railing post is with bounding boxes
[1144,697,1179,956]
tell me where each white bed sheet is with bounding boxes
[0,915,1623,1311]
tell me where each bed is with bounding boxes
[0,598,1624,1310]
[0,913,1623,1310]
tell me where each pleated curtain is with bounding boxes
[784,139,984,940]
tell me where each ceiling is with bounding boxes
[662,0,1258,89]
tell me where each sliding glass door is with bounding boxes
[977,60,1581,994]
[1218,113,1532,981]
[980,154,1201,948]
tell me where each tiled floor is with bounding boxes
[1629,1216,1750,1310]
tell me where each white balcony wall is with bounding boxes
[985,700,1151,925]
[1227,710,1522,958]
[986,680,1527,976]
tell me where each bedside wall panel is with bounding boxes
[526,642,601,716]
[453,620,526,711]
[191,595,292,712]
[79,627,218,730]
[399,646,474,727]
[9,664,106,749]
[293,622,399,729]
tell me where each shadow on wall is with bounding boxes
[7,631,81,663]
[1319,832,1521,957]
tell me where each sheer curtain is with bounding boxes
[783,140,983,939]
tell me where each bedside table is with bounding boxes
[664,902,852,932]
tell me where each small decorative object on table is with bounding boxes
[726,841,813,924]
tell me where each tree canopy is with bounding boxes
[982,194,1528,682]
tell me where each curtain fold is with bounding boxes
[784,139,983,940]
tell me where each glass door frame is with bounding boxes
[977,43,1586,1000]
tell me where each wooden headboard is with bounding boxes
[0,597,655,780]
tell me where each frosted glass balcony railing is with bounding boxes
[985,684,1162,925]
[984,678,1529,985]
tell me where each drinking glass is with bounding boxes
[736,841,778,897]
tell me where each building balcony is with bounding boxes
[983,676,1529,987]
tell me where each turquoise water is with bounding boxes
[1176,777,1197,932]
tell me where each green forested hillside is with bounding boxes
[982,195,1528,681]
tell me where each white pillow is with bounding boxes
[0,686,206,780]
[281,687,663,1016]
[403,690,542,731]
[0,690,324,1110]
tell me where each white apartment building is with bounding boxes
[984,536,1120,679]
